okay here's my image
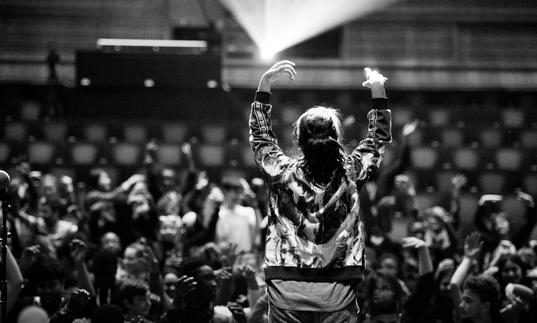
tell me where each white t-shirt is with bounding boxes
[216,205,256,254]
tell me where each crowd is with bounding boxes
[1,94,536,323]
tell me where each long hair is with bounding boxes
[294,106,345,185]
[363,269,404,316]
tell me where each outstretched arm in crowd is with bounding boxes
[449,174,467,231]
[401,237,435,322]
[85,173,145,206]
[403,237,433,277]
[375,119,418,199]
[239,178,262,249]
[143,139,163,202]
[450,232,481,289]
[180,143,200,198]
[450,232,481,322]
[241,264,262,313]
[70,239,95,296]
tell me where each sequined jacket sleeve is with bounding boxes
[249,91,293,184]
[345,98,392,185]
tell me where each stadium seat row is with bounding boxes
[409,146,537,171]
[1,120,248,144]
[0,141,257,168]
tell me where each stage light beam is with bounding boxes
[219,0,399,58]
[260,47,277,61]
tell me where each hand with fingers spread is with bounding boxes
[362,67,388,88]
[464,232,482,259]
[258,60,297,92]
[173,275,197,309]
[362,67,388,99]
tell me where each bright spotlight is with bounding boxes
[260,48,276,61]
[220,0,399,57]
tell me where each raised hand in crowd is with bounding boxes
[394,174,416,197]
[464,231,482,260]
[172,275,197,310]
[70,239,95,296]
[144,139,159,164]
[402,119,419,138]
[451,173,467,191]
[403,236,433,276]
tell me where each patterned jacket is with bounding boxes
[249,91,392,282]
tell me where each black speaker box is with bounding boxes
[76,51,221,89]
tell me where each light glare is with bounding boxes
[219,0,399,57]
[260,48,276,61]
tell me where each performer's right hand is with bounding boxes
[258,60,297,92]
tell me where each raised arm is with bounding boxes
[375,119,418,199]
[70,239,95,296]
[450,232,481,288]
[402,237,433,276]
[249,60,297,183]
[450,231,482,323]
[347,68,392,184]
[449,174,467,230]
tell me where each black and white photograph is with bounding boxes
[1,1,537,322]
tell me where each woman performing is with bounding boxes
[249,60,392,322]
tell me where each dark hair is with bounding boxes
[379,252,400,275]
[295,106,345,185]
[464,275,501,322]
[91,304,124,323]
[221,176,243,191]
[93,249,119,289]
[119,279,149,305]
[495,253,526,288]
[185,183,214,214]
[364,270,404,315]
[178,258,210,277]
[26,256,65,285]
